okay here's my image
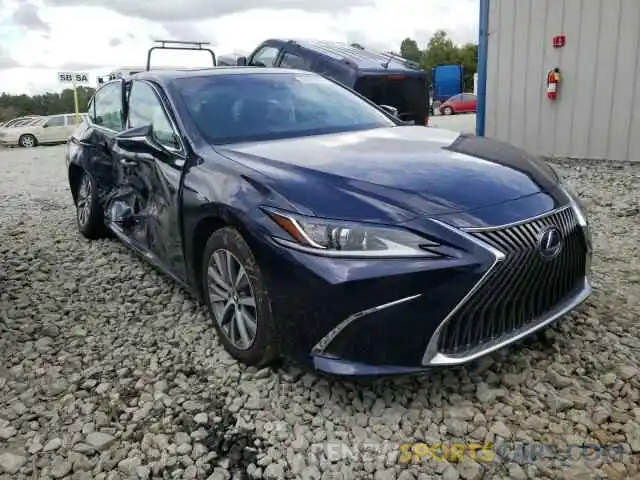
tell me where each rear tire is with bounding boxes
[75,170,106,239]
[19,134,37,148]
[202,227,278,367]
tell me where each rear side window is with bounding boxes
[249,45,280,67]
[280,52,310,70]
[93,82,124,131]
[45,115,65,127]
[354,75,428,120]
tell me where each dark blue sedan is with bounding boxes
[65,66,593,376]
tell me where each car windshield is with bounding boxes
[176,72,397,144]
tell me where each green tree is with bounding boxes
[397,31,478,91]
[399,37,422,63]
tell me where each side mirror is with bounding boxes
[380,104,399,117]
[42,123,49,128]
[115,124,153,150]
[115,124,181,157]
[236,56,247,66]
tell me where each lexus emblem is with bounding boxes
[538,226,563,259]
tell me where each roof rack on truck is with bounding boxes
[146,39,216,71]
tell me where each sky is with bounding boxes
[0,0,479,95]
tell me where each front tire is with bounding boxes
[442,106,454,115]
[19,134,37,148]
[75,170,106,239]
[202,227,278,367]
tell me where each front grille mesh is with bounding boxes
[436,207,587,355]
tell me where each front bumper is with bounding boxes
[256,204,592,376]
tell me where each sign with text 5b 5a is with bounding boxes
[57,72,89,83]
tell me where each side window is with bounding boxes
[65,114,81,125]
[94,82,124,131]
[312,60,349,85]
[279,52,310,70]
[249,45,280,67]
[45,115,65,127]
[128,81,180,151]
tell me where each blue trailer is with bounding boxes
[431,64,463,103]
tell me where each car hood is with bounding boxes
[216,126,561,221]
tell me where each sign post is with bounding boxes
[57,72,90,125]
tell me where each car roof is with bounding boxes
[268,39,424,74]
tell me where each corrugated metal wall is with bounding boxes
[484,0,640,161]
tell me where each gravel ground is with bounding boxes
[0,144,639,480]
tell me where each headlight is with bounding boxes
[264,209,442,258]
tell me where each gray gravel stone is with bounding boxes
[1,147,639,480]
[42,437,62,452]
[0,452,27,474]
[0,426,17,440]
[85,432,116,451]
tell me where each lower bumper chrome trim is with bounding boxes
[311,294,422,356]
[424,278,591,366]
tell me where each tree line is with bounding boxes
[398,30,478,91]
[0,30,477,122]
[0,87,95,122]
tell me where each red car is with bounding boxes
[439,93,477,115]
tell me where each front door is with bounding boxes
[41,115,67,142]
[112,79,188,280]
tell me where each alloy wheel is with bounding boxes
[76,174,92,226]
[20,135,35,148]
[207,249,258,350]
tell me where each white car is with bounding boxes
[0,113,87,148]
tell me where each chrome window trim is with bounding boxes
[311,294,422,356]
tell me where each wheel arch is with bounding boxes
[189,205,258,300]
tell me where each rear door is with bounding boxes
[354,73,428,125]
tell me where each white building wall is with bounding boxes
[484,0,640,161]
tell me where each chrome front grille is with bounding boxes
[436,206,588,356]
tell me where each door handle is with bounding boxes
[120,158,138,167]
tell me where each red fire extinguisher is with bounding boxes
[546,68,561,101]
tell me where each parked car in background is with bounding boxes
[236,39,430,126]
[439,93,477,115]
[0,113,87,148]
[66,66,591,376]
